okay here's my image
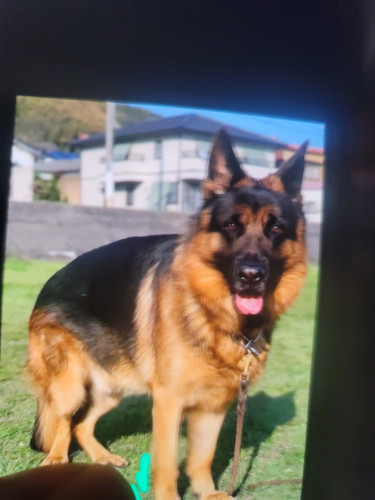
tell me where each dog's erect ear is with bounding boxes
[275,141,308,199]
[203,129,246,199]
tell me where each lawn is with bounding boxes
[0,258,318,499]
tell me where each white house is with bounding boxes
[71,114,286,213]
[10,139,40,202]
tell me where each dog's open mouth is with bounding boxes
[234,294,264,315]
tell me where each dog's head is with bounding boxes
[193,129,307,318]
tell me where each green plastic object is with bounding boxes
[129,452,151,498]
[130,484,142,500]
[135,453,151,493]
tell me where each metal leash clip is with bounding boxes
[235,330,264,356]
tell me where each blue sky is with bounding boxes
[127,102,325,149]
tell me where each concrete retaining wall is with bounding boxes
[5,201,321,262]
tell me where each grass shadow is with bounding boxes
[178,390,296,497]
[68,395,153,456]
[95,395,153,443]
[217,391,296,496]
[69,390,295,498]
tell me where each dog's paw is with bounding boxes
[95,453,128,468]
[41,455,69,466]
[201,492,234,500]
[154,490,180,500]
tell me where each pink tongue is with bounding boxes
[235,295,264,315]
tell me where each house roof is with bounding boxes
[13,138,45,158]
[35,158,80,174]
[14,138,79,161]
[288,143,324,155]
[46,151,79,160]
[70,113,286,150]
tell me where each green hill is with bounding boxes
[15,96,159,149]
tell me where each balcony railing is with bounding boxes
[113,153,145,162]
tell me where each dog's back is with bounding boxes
[33,234,178,365]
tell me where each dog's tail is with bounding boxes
[30,401,57,452]
[27,312,59,454]
[30,406,42,451]
[27,309,89,454]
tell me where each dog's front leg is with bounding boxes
[186,409,233,499]
[152,390,183,500]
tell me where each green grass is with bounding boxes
[0,258,318,499]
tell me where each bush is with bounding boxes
[33,173,61,201]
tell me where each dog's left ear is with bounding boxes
[203,129,246,199]
[275,141,308,199]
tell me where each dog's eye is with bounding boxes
[222,216,243,238]
[267,214,285,238]
[223,222,237,231]
[270,224,283,235]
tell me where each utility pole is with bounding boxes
[104,101,115,207]
[158,156,163,211]
[157,140,164,211]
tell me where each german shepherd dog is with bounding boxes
[27,130,307,500]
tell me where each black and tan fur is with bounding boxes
[27,130,307,500]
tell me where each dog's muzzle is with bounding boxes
[234,260,268,296]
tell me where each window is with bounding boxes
[305,164,321,180]
[181,140,210,159]
[196,140,210,159]
[166,182,179,204]
[243,147,273,167]
[115,181,139,206]
[183,180,201,213]
[113,143,131,161]
[155,140,162,160]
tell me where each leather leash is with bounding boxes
[227,331,264,496]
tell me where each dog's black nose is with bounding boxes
[238,265,266,285]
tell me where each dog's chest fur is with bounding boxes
[132,255,270,411]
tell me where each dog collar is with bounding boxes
[232,330,265,356]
